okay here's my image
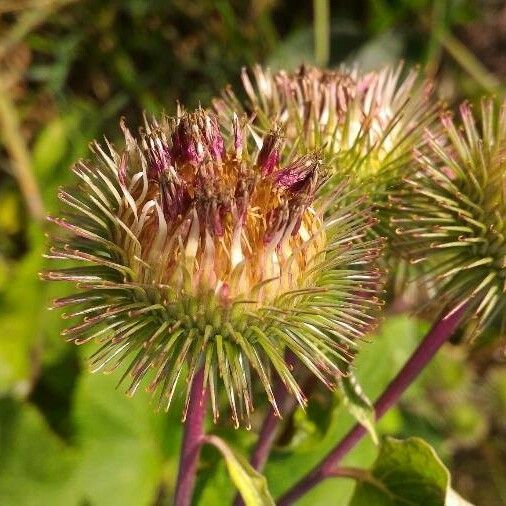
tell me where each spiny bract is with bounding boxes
[43,108,383,427]
[392,99,506,336]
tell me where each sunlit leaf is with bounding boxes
[0,240,46,397]
[446,488,475,506]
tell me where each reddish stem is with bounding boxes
[250,396,296,471]
[233,353,299,506]
[277,306,466,506]
[250,352,301,472]
[174,368,208,506]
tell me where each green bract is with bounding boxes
[42,108,383,427]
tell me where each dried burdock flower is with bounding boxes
[392,99,506,335]
[214,63,436,207]
[42,108,383,427]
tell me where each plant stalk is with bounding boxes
[233,395,296,506]
[174,368,208,506]
[313,0,330,66]
[277,306,466,506]
[250,350,301,472]
[0,76,44,221]
[233,352,299,506]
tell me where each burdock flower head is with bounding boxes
[392,99,506,335]
[42,108,383,427]
[214,64,436,198]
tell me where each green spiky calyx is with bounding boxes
[392,99,506,335]
[42,108,384,427]
[214,63,437,205]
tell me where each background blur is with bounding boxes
[1,1,506,505]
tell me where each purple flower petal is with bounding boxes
[257,131,281,175]
[275,155,319,193]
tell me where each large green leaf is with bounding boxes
[205,435,275,506]
[72,370,182,506]
[267,21,368,71]
[0,399,78,506]
[353,315,429,400]
[349,437,474,506]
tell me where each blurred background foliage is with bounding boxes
[1,1,506,505]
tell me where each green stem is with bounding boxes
[435,28,501,93]
[313,0,330,66]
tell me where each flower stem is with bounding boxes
[250,398,292,471]
[251,351,301,472]
[174,368,208,506]
[277,306,466,506]
[233,390,296,506]
[233,353,299,506]
[313,0,330,66]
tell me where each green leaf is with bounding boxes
[205,435,275,506]
[267,21,367,71]
[0,239,46,396]
[72,370,181,506]
[349,437,474,506]
[346,30,404,71]
[267,27,315,70]
[354,315,429,400]
[339,374,378,445]
[0,234,70,396]
[0,398,78,506]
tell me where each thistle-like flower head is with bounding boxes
[43,108,383,427]
[214,63,436,199]
[393,99,506,335]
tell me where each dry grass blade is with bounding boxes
[0,74,45,221]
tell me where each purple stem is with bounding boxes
[277,306,466,506]
[251,409,281,469]
[233,389,296,506]
[250,351,301,472]
[174,368,208,506]
[233,353,299,506]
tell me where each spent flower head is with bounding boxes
[42,107,384,427]
[392,99,506,336]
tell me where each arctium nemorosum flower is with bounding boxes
[214,63,436,201]
[392,99,506,335]
[42,108,383,427]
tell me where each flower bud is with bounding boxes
[392,99,506,336]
